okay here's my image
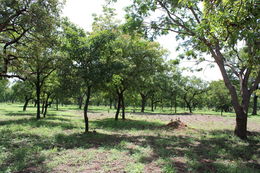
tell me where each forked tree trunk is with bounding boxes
[83,86,91,133]
[213,50,256,140]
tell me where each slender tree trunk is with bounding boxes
[115,92,121,121]
[252,85,258,115]
[114,98,117,109]
[23,97,31,111]
[151,97,154,112]
[84,86,91,133]
[252,94,258,115]
[36,72,41,119]
[109,97,112,109]
[187,103,192,113]
[140,93,146,113]
[43,94,50,118]
[56,99,59,111]
[78,95,84,109]
[174,95,177,114]
[121,92,125,120]
[41,100,45,114]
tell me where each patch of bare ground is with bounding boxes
[172,157,189,173]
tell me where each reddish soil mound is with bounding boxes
[163,118,187,129]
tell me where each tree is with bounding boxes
[0,79,9,102]
[11,80,34,111]
[252,85,259,115]
[125,0,260,139]
[14,39,59,119]
[0,0,62,79]
[61,19,117,132]
[207,80,232,115]
[180,77,207,113]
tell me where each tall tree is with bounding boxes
[61,19,117,132]
[0,0,62,79]
[125,0,260,139]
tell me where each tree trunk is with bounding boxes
[84,86,91,133]
[23,97,31,111]
[213,51,252,139]
[187,103,192,113]
[78,95,84,109]
[174,95,177,114]
[121,92,125,120]
[36,72,41,119]
[115,92,121,121]
[140,93,146,113]
[234,107,248,140]
[56,99,59,111]
[109,97,112,109]
[252,85,258,115]
[43,94,50,118]
[252,94,258,115]
[151,97,154,112]
[41,100,45,114]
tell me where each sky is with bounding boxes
[62,0,223,81]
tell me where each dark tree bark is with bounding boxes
[109,97,113,109]
[140,93,147,113]
[115,92,121,121]
[36,72,41,119]
[23,96,31,111]
[151,96,154,112]
[121,92,125,120]
[41,99,45,114]
[56,99,59,111]
[174,94,177,114]
[43,94,51,118]
[252,85,258,115]
[78,95,84,109]
[83,86,91,133]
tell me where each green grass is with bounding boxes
[0,103,259,173]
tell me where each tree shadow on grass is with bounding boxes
[0,117,77,129]
[141,129,260,173]
[91,118,163,131]
[4,112,36,116]
[0,116,259,173]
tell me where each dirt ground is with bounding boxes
[70,110,260,132]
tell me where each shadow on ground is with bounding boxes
[0,117,259,173]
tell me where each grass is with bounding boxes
[0,103,259,173]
